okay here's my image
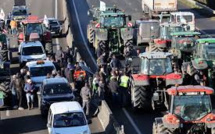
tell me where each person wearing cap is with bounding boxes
[24,79,36,110]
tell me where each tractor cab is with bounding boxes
[139,52,173,76]
[169,12,195,31]
[19,16,51,44]
[153,86,215,134]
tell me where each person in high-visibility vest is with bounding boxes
[119,71,130,107]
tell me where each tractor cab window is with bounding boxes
[173,95,211,121]
[175,37,195,50]
[141,57,172,75]
[202,44,215,60]
[26,23,43,35]
[102,16,124,28]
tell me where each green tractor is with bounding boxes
[169,31,201,64]
[0,32,10,62]
[186,38,215,88]
[87,5,134,57]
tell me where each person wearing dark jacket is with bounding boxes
[14,73,24,110]
[108,78,119,104]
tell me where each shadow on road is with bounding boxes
[0,114,47,134]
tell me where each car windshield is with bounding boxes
[141,58,172,75]
[173,95,211,121]
[177,15,193,23]
[26,23,43,35]
[49,20,59,26]
[203,44,215,60]
[12,9,27,16]
[30,66,54,77]
[101,16,124,27]
[43,83,72,95]
[53,112,86,128]
[22,46,44,55]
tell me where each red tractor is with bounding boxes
[18,15,53,54]
[130,52,182,110]
[153,85,215,134]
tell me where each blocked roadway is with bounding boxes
[0,0,103,133]
[68,0,215,134]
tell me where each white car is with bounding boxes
[43,16,62,36]
[47,101,91,134]
[26,60,56,88]
[18,41,46,67]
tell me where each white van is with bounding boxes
[47,101,91,134]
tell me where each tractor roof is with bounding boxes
[100,11,125,16]
[196,38,215,44]
[170,12,194,16]
[22,15,42,24]
[167,85,214,96]
[139,52,172,59]
[171,31,201,36]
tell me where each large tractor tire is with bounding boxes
[45,43,53,55]
[187,62,196,76]
[131,85,151,110]
[149,44,164,52]
[96,40,106,58]
[0,51,9,62]
[87,24,94,44]
[0,81,10,106]
[211,128,215,134]
[156,123,173,134]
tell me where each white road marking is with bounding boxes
[122,108,142,134]
[55,0,59,45]
[71,0,97,68]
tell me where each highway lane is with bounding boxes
[0,0,104,133]
[68,0,215,134]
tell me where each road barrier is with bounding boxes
[98,101,125,134]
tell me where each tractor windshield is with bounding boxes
[173,95,211,121]
[26,23,43,35]
[203,44,215,60]
[101,16,124,28]
[141,58,172,75]
[174,37,195,51]
[12,9,27,16]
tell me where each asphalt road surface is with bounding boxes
[0,0,104,134]
[68,0,215,134]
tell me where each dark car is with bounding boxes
[43,17,62,37]
[40,77,75,117]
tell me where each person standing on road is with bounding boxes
[10,19,17,35]
[108,77,119,105]
[119,71,130,107]
[55,46,64,65]
[10,75,17,109]
[14,73,24,110]
[80,82,91,117]
[24,79,35,110]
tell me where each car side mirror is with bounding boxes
[128,15,132,21]
[17,52,20,55]
[47,123,51,128]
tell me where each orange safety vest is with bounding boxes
[73,70,86,80]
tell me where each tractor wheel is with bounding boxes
[211,128,215,134]
[87,25,94,44]
[45,43,53,55]
[96,40,106,58]
[150,44,164,52]
[153,122,158,134]
[125,40,133,47]
[0,51,8,62]
[157,123,172,134]
[131,85,151,110]
[187,62,196,76]
[0,81,10,106]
